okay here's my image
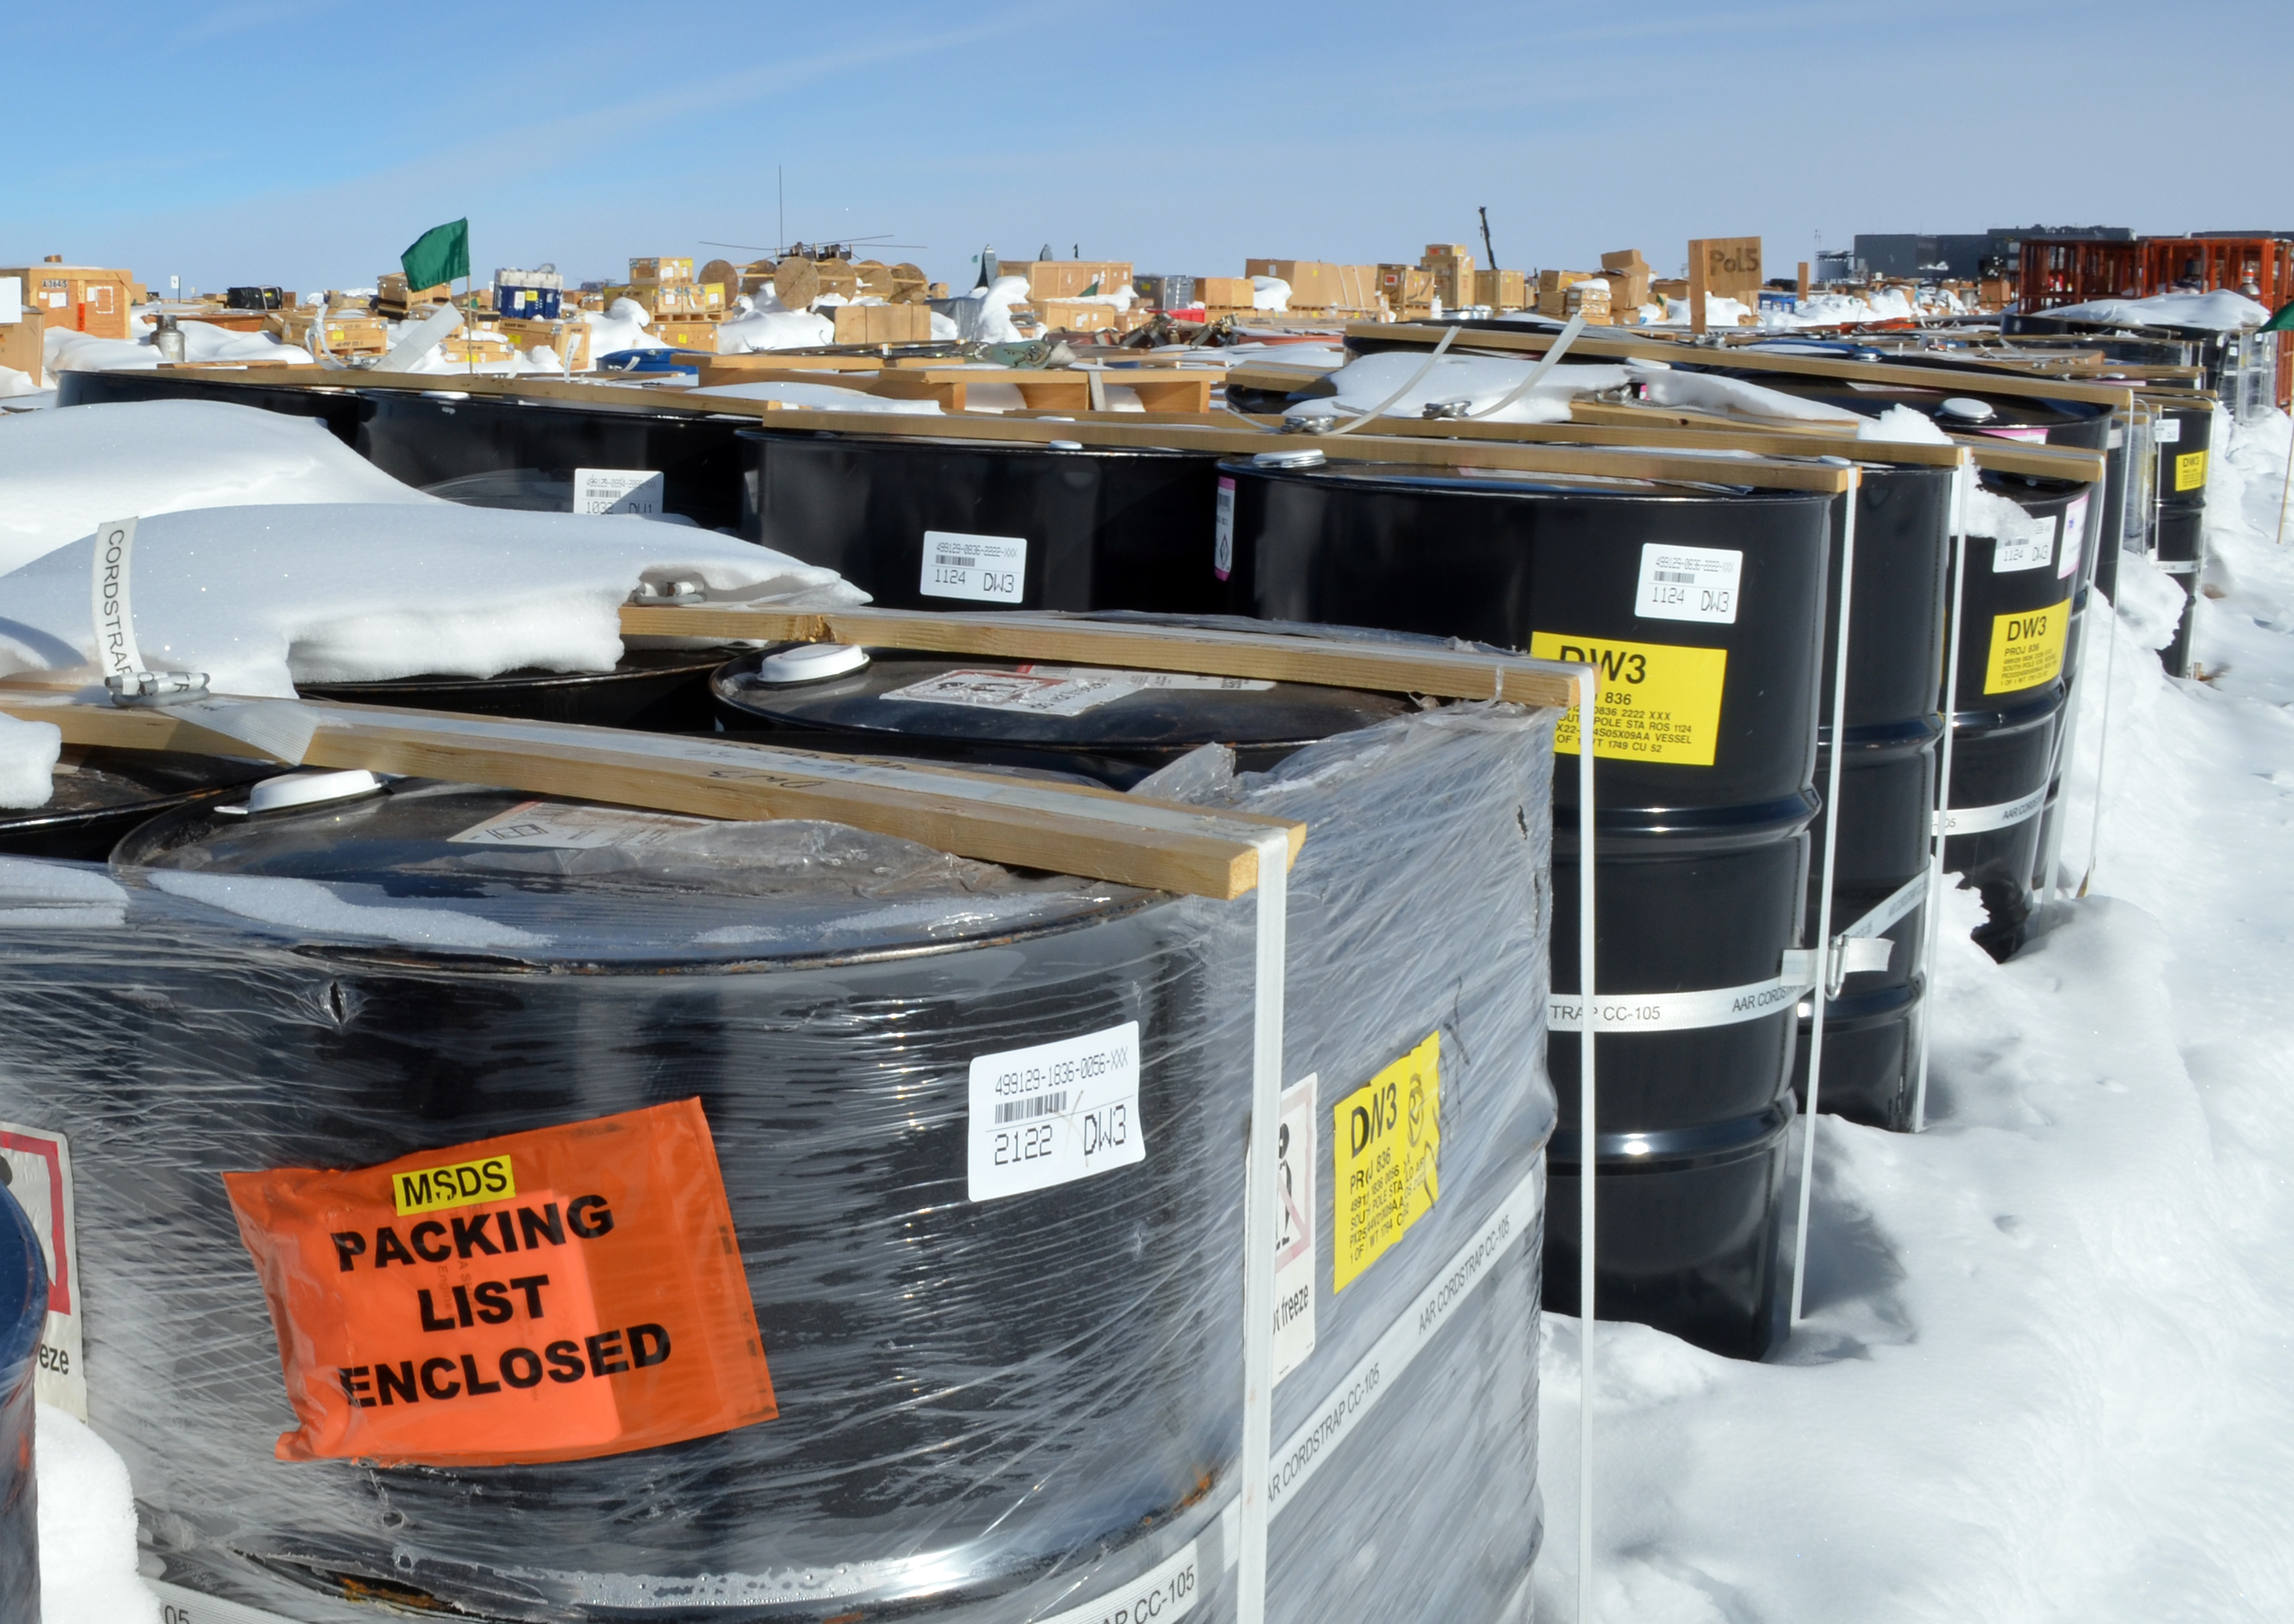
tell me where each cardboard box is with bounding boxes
[1420,244,1475,309]
[1601,248,1650,274]
[628,257,695,285]
[1539,281,1611,319]
[1245,260,1347,307]
[1537,269,1595,293]
[1377,264,1436,307]
[1473,268,1527,310]
[1,262,134,340]
[1198,276,1255,309]
[830,303,932,344]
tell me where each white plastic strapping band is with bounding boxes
[1936,786,2047,837]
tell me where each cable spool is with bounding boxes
[716,654,1556,1622]
[1791,464,1953,1131]
[737,429,1231,615]
[54,369,369,447]
[355,393,752,532]
[298,647,747,733]
[769,257,821,310]
[0,1171,43,1624]
[1218,459,1831,1358]
[696,260,740,305]
[0,748,269,862]
[61,780,1248,1621]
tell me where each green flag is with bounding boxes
[400,219,470,291]
[2262,296,2294,334]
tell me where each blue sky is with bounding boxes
[10,0,2286,296]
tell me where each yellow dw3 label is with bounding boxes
[1984,601,2070,695]
[2174,450,2208,493]
[393,1154,516,1216]
[1332,1033,1441,1293]
[1528,633,1728,766]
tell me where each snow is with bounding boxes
[36,1403,155,1624]
[0,400,435,575]
[1857,403,1954,444]
[147,869,549,950]
[0,501,864,696]
[0,712,59,808]
[1251,276,1292,312]
[714,306,838,352]
[936,275,1034,343]
[1281,351,1631,425]
[44,321,313,375]
[1630,363,1864,426]
[2045,291,2272,331]
[1536,405,2294,1623]
[687,379,943,413]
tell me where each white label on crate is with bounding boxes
[0,279,17,323]
[1635,544,1742,625]
[882,666,1271,718]
[2155,417,2183,444]
[921,530,1027,603]
[968,1021,1143,1202]
[449,800,709,850]
[1990,511,2057,573]
[1038,1535,1208,1624]
[1273,1074,1318,1386]
[88,516,143,682]
[1214,476,1236,580]
[572,468,664,516]
[1,1122,85,1419]
[2108,427,2125,448]
[2058,494,2090,580]
[46,291,65,307]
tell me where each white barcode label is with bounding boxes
[1214,475,1236,580]
[2154,417,2182,444]
[2058,494,2089,580]
[573,468,664,515]
[1635,543,1742,624]
[449,800,709,850]
[1273,1073,1317,1386]
[921,530,1027,604]
[882,666,1270,717]
[1991,511,2056,573]
[968,1021,1143,1202]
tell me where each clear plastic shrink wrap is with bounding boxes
[0,702,1554,1624]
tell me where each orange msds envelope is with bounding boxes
[224,1099,775,1467]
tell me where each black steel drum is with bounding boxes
[298,647,745,733]
[0,749,270,862]
[55,369,369,446]
[738,429,1228,614]
[358,393,752,531]
[1219,456,1832,1358]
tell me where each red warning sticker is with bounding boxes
[222,1099,774,1467]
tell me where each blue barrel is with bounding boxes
[0,1179,46,1623]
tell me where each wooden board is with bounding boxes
[1353,321,2142,409]
[616,604,1585,710]
[0,688,1300,902]
[1692,236,1763,301]
[147,367,1855,490]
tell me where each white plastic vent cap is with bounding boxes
[222,769,386,817]
[753,643,870,685]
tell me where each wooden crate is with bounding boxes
[0,310,41,380]
[269,309,389,354]
[500,317,592,370]
[652,318,722,350]
[1000,260,1133,302]
[1,262,134,340]
[1034,299,1117,334]
[628,257,695,285]
[830,303,932,344]
[1472,268,1527,310]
